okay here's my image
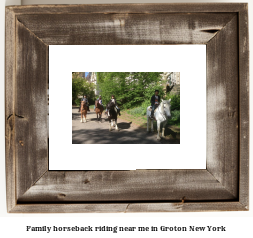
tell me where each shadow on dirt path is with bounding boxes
[72,107,180,144]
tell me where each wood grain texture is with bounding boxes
[18,170,236,202]
[5,3,249,213]
[10,202,247,213]
[206,16,239,198]
[15,20,48,200]
[7,3,246,15]
[16,13,236,45]
[125,202,248,212]
[5,7,16,212]
[238,4,249,209]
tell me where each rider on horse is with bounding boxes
[107,94,121,116]
[150,90,160,118]
[94,95,104,110]
[78,95,90,112]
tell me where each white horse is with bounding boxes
[147,99,172,140]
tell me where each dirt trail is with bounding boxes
[72,107,179,144]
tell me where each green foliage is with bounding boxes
[72,74,96,105]
[80,72,181,127]
[143,83,164,102]
[165,93,180,111]
[127,105,180,126]
[140,100,152,115]
[128,107,143,115]
[125,98,180,126]
[128,99,150,116]
[75,98,81,107]
[168,110,180,125]
[97,72,163,108]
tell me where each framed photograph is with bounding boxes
[5,3,249,213]
[49,45,206,171]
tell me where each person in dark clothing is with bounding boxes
[78,95,90,112]
[107,94,121,116]
[150,90,160,118]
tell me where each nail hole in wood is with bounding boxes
[57,193,66,198]
[182,196,186,203]
[84,179,90,184]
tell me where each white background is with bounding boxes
[49,45,206,170]
[1,0,252,237]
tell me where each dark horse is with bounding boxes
[106,101,118,131]
[95,100,104,122]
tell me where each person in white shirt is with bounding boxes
[106,95,121,116]
[94,95,104,110]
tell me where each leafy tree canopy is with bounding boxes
[72,73,95,105]
[97,72,164,108]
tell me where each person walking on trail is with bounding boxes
[107,94,121,116]
[78,95,90,112]
[150,90,160,118]
[94,95,104,111]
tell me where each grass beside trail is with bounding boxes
[120,108,180,140]
[120,109,147,129]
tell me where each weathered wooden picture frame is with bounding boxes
[5,3,249,213]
